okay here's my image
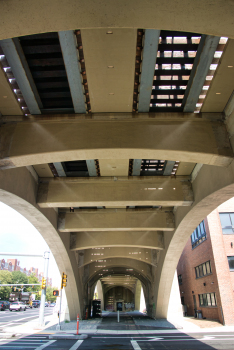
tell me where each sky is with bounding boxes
[0,202,61,287]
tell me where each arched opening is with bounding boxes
[176,197,234,325]
[0,167,82,320]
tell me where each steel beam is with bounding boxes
[132,159,142,176]
[163,161,176,176]
[86,160,97,176]
[53,162,66,177]
[138,30,160,112]
[183,35,220,112]
[0,38,42,114]
[58,31,86,113]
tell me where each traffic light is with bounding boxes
[61,272,67,289]
[41,277,46,289]
[53,290,59,296]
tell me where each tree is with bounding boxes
[46,286,58,303]
[0,270,12,300]
[27,273,41,298]
[12,271,28,291]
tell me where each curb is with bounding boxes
[48,333,88,340]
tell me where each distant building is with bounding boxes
[0,257,52,286]
[177,198,234,326]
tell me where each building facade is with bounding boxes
[177,198,234,326]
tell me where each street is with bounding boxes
[1,310,234,349]
[0,307,53,330]
[1,332,234,350]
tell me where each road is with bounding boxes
[1,331,234,349]
[0,307,54,330]
[1,310,234,349]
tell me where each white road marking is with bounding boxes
[0,323,14,328]
[131,340,142,350]
[69,340,84,350]
[35,340,56,350]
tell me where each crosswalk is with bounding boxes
[0,335,55,350]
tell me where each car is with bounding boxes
[9,302,26,311]
[32,300,40,308]
[0,301,10,311]
[45,302,49,307]
[49,303,56,307]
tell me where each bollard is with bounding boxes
[117,310,120,323]
[76,313,79,335]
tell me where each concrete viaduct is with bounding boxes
[0,0,234,323]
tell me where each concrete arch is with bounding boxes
[155,161,234,319]
[86,259,152,287]
[0,1,234,40]
[78,248,158,267]
[0,118,232,169]
[0,167,82,320]
[104,285,135,294]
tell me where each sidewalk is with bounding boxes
[2,311,234,337]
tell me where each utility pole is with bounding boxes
[39,251,50,327]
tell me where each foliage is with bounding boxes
[46,286,58,303]
[26,273,41,298]
[0,270,12,300]
[12,271,28,291]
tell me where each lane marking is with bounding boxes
[35,340,57,350]
[131,340,141,350]
[69,340,84,350]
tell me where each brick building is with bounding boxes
[0,258,52,286]
[177,198,234,326]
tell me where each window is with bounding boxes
[219,213,234,234]
[191,221,206,248]
[195,261,212,278]
[178,274,182,285]
[199,293,217,307]
[227,256,234,271]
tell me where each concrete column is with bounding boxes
[167,270,183,321]
[134,280,141,311]
[96,280,104,311]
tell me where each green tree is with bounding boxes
[0,270,12,300]
[27,273,41,299]
[12,271,28,291]
[46,286,58,303]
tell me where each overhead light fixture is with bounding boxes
[108,65,114,68]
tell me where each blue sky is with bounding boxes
[0,202,60,287]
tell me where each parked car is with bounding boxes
[9,302,26,311]
[0,301,10,311]
[45,302,49,307]
[49,303,56,307]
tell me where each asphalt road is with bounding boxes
[0,307,54,330]
[1,332,234,350]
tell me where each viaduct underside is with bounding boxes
[0,0,234,323]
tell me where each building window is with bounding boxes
[199,293,217,307]
[178,274,182,285]
[219,213,234,234]
[191,221,206,249]
[227,256,234,271]
[195,261,212,278]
